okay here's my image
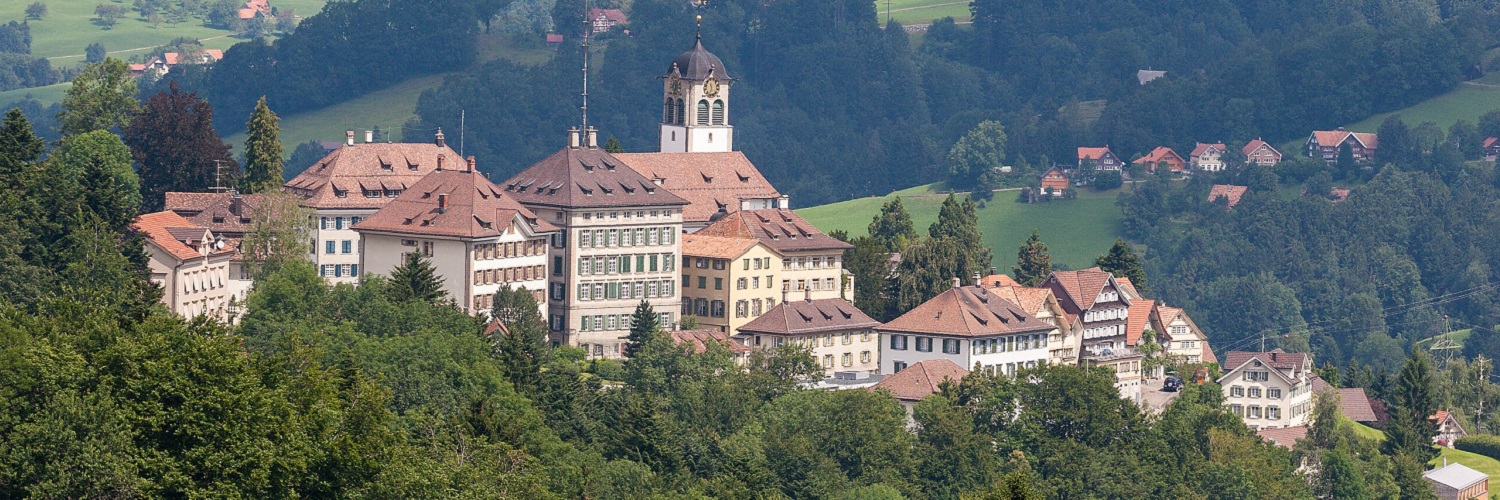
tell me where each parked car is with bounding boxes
[1163,376,1183,392]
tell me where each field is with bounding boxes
[0,0,328,61]
[1343,72,1500,133]
[0,81,70,105]
[879,0,971,25]
[1347,419,1500,478]
[796,183,1125,269]
[223,73,445,154]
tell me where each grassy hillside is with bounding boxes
[1347,418,1500,478]
[0,81,69,105]
[796,183,1125,270]
[0,0,327,61]
[881,0,972,25]
[223,73,444,155]
[1344,72,1500,133]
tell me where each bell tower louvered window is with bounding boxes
[712,100,725,125]
[697,100,710,124]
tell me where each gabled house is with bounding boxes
[1306,128,1378,162]
[1151,305,1213,364]
[164,191,264,306]
[1078,147,1123,171]
[1209,184,1247,208]
[1430,410,1468,447]
[1218,349,1317,429]
[879,280,1057,377]
[1243,139,1282,167]
[134,49,226,79]
[670,328,750,363]
[1043,268,1144,401]
[134,211,236,322]
[739,296,882,377]
[980,275,1079,366]
[693,209,852,300]
[1133,147,1187,174]
[588,8,628,33]
[1190,143,1228,172]
[238,0,271,19]
[1484,137,1500,161]
[1039,166,1071,195]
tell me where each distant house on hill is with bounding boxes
[1209,184,1247,208]
[1190,143,1228,172]
[1039,166,1070,195]
[1137,69,1166,85]
[1484,137,1500,161]
[589,8,628,33]
[1134,146,1186,174]
[238,0,271,19]
[1430,410,1468,447]
[1307,128,1378,163]
[546,33,564,48]
[1078,146,1122,171]
[1243,139,1282,167]
[132,50,225,78]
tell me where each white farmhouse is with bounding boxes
[1219,349,1317,430]
[879,280,1057,376]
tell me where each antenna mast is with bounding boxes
[210,159,228,193]
[580,0,591,133]
[460,110,465,156]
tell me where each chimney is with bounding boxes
[587,127,599,148]
[951,277,961,289]
[437,194,448,213]
[989,266,998,276]
[782,289,790,303]
[568,127,580,148]
[972,271,982,286]
[804,286,812,302]
[437,154,445,171]
[364,130,374,143]
[229,192,243,215]
[346,130,355,146]
[466,156,476,172]
[435,128,446,147]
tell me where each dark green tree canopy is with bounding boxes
[1095,238,1147,292]
[124,82,236,211]
[240,96,284,194]
[1013,229,1053,287]
[387,252,446,304]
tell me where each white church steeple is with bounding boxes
[659,25,732,153]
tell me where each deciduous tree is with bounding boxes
[57,58,139,136]
[123,82,236,211]
[948,120,1007,190]
[238,191,310,278]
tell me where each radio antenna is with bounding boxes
[580,0,591,133]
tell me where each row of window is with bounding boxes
[685,275,725,291]
[1082,323,1125,340]
[576,281,675,301]
[684,298,726,318]
[783,256,839,271]
[473,289,544,313]
[579,253,676,276]
[764,332,874,348]
[579,210,675,222]
[1243,370,1270,382]
[324,240,357,254]
[663,98,726,126]
[1082,306,1125,323]
[1230,404,1283,420]
[888,335,966,355]
[976,360,1041,377]
[690,257,727,270]
[735,275,777,290]
[182,267,226,294]
[319,216,363,230]
[477,240,545,260]
[734,298,777,318]
[742,257,773,270]
[784,278,838,292]
[474,265,546,286]
[1228,386,1284,399]
[821,351,873,368]
[578,227,676,249]
[361,188,405,198]
[320,264,359,278]
[972,334,1049,354]
[579,312,675,332]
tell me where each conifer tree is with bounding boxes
[1012,229,1052,287]
[604,136,623,153]
[868,197,917,252]
[929,194,992,274]
[52,130,141,233]
[491,285,548,395]
[0,108,44,188]
[241,96,284,194]
[387,252,445,304]
[624,300,659,358]
[1095,238,1147,292]
[1382,350,1437,461]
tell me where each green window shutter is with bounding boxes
[606,283,619,299]
[650,255,659,271]
[621,255,632,273]
[577,284,586,301]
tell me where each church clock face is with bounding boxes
[703,76,720,97]
[669,74,682,96]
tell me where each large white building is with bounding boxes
[1219,349,1317,430]
[283,130,462,284]
[354,158,557,316]
[879,280,1058,376]
[134,211,235,322]
[500,130,690,358]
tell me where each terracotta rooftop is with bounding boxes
[484,318,510,336]
[501,146,689,210]
[1209,184,1247,207]
[1044,268,1121,312]
[1201,343,1218,364]
[133,211,225,261]
[1077,146,1113,160]
[1133,146,1183,164]
[1243,139,1280,156]
[1309,130,1379,149]
[1115,276,1140,298]
[682,233,759,260]
[670,328,750,355]
[1256,426,1308,449]
[1125,299,1156,346]
[355,167,557,239]
[1191,142,1227,158]
[1338,388,1378,422]
[612,152,781,224]
[879,285,1054,338]
[1223,349,1309,372]
[981,284,1053,319]
[588,8,628,23]
[164,191,264,237]
[872,358,969,402]
[284,138,463,210]
[979,274,1022,288]
[1484,137,1498,149]
[1329,188,1351,202]
[696,209,851,253]
[738,298,880,336]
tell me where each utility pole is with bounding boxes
[1478,354,1489,434]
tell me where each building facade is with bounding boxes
[738,297,882,377]
[1243,139,1282,166]
[1190,142,1227,171]
[1306,129,1378,162]
[659,35,734,153]
[1152,305,1214,364]
[163,191,264,314]
[679,233,787,335]
[693,209,853,301]
[1078,146,1123,171]
[134,211,235,322]
[1134,146,1186,174]
[879,282,1057,376]
[354,161,557,316]
[980,276,1080,366]
[1044,268,1144,401]
[1219,350,1317,430]
[284,130,462,284]
[501,130,689,358]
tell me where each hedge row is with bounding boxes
[1455,435,1500,461]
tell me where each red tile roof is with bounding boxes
[612,152,781,224]
[1337,388,1377,422]
[671,328,751,355]
[1208,184,1247,207]
[979,274,1022,288]
[588,8,628,23]
[285,140,464,210]
[501,146,690,210]
[1153,305,1186,339]
[133,211,220,261]
[682,233,759,260]
[1243,139,1280,157]
[1256,425,1308,449]
[1077,147,1113,160]
[1350,132,1378,149]
[695,209,851,253]
[1223,349,1309,372]
[1329,188,1351,202]
[1115,276,1140,298]
[1133,146,1184,164]
[1309,130,1379,149]
[1190,143,1227,158]
[1201,343,1218,364]
[739,298,880,336]
[164,191,264,237]
[879,285,1054,338]
[354,167,558,239]
[982,285,1053,318]
[1044,268,1118,312]
[1484,137,1499,149]
[872,358,969,402]
[485,318,511,336]
[1125,299,1156,346]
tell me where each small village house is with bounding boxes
[1038,166,1071,195]
[980,274,1080,366]
[588,8,628,33]
[1077,146,1123,172]
[738,296,882,377]
[1190,143,1228,172]
[1219,349,1317,430]
[692,209,852,300]
[1243,139,1282,166]
[1209,184,1248,208]
[871,358,969,425]
[1484,137,1499,161]
[1430,410,1468,447]
[1044,268,1144,401]
[1133,147,1187,175]
[880,279,1058,378]
[134,211,236,322]
[1306,128,1378,162]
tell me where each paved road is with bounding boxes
[1140,376,1181,414]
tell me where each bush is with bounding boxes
[1455,435,1500,461]
[1092,171,1123,191]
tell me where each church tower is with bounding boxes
[659,32,732,153]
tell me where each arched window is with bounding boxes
[664,99,673,123]
[675,99,684,124]
[696,100,710,124]
[712,99,725,125]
